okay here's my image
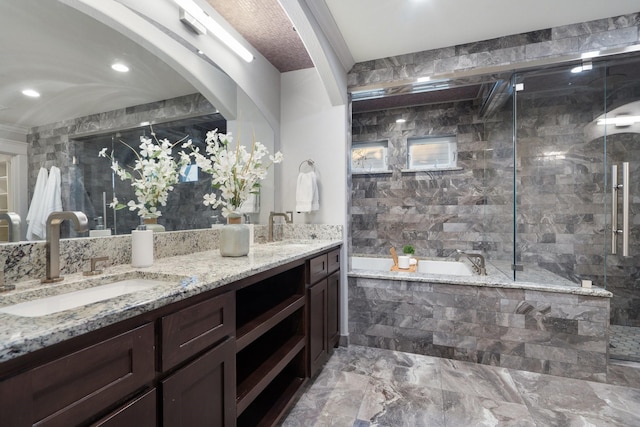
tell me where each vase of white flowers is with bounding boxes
[99,131,190,233]
[184,128,282,256]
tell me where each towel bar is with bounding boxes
[298,159,315,172]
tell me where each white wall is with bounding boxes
[280,68,349,339]
[279,68,347,224]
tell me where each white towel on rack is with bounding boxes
[28,166,63,240]
[296,171,319,213]
[26,167,48,240]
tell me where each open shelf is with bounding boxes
[236,334,305,416]
[236,294,305,352]
[236,349,306,427]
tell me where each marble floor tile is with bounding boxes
[280,345,640,427]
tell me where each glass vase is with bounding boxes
[143,216,165,232]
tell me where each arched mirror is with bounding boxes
[0,0,275,240]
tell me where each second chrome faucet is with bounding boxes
[268,211,293,242]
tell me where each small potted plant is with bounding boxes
[403,245,417,267]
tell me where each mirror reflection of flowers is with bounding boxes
[98,131,190,218]
[183,129,283,218]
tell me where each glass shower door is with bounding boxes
[512,61,607,286]
[602,53,640,361]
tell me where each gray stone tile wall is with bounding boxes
[27,93,220,234]
[348,12,640,326]
[348,13,640,88]
[349,276,610,382]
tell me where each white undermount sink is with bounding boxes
[0,279,168,317]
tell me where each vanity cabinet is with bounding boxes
[162,337,236,426]
[307,248,341,377]
[90,389,157,427]
[0,323,154,427]
[159,291,236,426]
[0,244,341,427]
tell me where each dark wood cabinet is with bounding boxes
[90,389,157,427]
[160,291,235,371]
[307,248,341,377]
[162,337,236,427]
[308,278,328,376]
[0,245,341,427]
[235,263,306,427]
[327,270,340,350]
[0,323,154,427]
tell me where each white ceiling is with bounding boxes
[0,0,196,130]
[324,0,640,63]
[0,0,638,130]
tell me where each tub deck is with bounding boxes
[349,255,611,297]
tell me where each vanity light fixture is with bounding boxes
[174,0,254,63]
[597,115,640,127]
[180,7,207,35]
[111,63,130,73]
[416,76,431,83]
[22,89,40,98]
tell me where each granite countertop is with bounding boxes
[349,255,612,298]
[0,239,341,363]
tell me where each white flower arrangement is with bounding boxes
[99,132,190,218]
[183,129,283,218]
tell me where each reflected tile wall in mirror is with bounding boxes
[27,93,228,236]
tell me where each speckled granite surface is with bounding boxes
[349,255,612,298]
[0,238,341,363]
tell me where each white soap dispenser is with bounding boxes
[131,221,154,267]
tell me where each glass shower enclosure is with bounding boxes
[512,53,640,361]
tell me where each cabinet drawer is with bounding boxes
[162,337,236,426]
[0,323,154,427]
[161,291,235,371]
[327,248,340,274]
[90,388,156,427]
[308,254,328,285]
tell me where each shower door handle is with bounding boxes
[612,162,630,257]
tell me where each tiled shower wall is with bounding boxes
[27,93,218,234]
[351,100,514,259]
[349,12,640,325]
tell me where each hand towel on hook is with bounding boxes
[296,170,319,213]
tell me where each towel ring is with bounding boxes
[298,159,315,172]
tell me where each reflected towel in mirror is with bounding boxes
[26,167,48,240]
[26,166,62,240]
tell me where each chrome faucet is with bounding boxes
[0,212,21,242]
[42,211,89,283]
[455,249,487,275]
[268,211,293,242]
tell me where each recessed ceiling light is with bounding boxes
[396,118,406,123]
[111,63,130,72]
[22,89,40,98]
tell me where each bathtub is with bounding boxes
[351,256,474,276]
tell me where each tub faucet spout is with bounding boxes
[42,211,89,283]
[455,249,486,275]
